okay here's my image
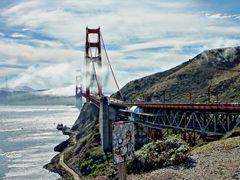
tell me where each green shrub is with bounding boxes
[80,148,114,177]
[128,135,190,173]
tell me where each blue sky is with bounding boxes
[0,0,239,93]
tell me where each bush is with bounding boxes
[80,148,114,177]
[128,135,190,173]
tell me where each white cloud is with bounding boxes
[10,33,27,38]
[0,0,240,93]
[0,1,208,43]
[122,37,240,53]
[0,32,5,37]
[11,63,76,89]
[0,38,82,64]
[206,13,240,20]
[36,84,75,96]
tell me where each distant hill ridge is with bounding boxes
[0,85,35,92]
[114,46,240,103]
[0,85,75,105]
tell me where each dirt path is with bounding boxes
[59,135,81,180]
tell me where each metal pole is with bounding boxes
[163,90,166,104]
[168,91,171,103]
[208,85,211,103]
[189,92,192,103]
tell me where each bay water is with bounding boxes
[0,105,79,180]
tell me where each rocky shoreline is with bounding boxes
[44,102,114,179]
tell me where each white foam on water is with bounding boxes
[5,152,23,160]
[0,105,75,112]
[0,148,8,177]
[7,134,64,143]
[0,105,79,180]
[0,129,23,133]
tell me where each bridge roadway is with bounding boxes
[83,92,240,111]
[82,93,240,135]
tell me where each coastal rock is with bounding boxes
[54,139,70,152]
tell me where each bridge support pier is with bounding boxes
[99,96,112,152]
[75,97,82,111]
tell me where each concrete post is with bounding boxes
[75,96,82,111]
[99,96,112,152]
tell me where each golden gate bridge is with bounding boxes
[75,27,240,152]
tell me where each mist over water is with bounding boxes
[0,105,79,180]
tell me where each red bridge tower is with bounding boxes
[85,27,103,101]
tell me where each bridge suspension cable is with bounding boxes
[100,32,124,100]
[91,61,103,96]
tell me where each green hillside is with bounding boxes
[114,47,240,103]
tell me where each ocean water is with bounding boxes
[0,105,79,180]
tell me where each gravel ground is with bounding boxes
[128,137,240,180]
